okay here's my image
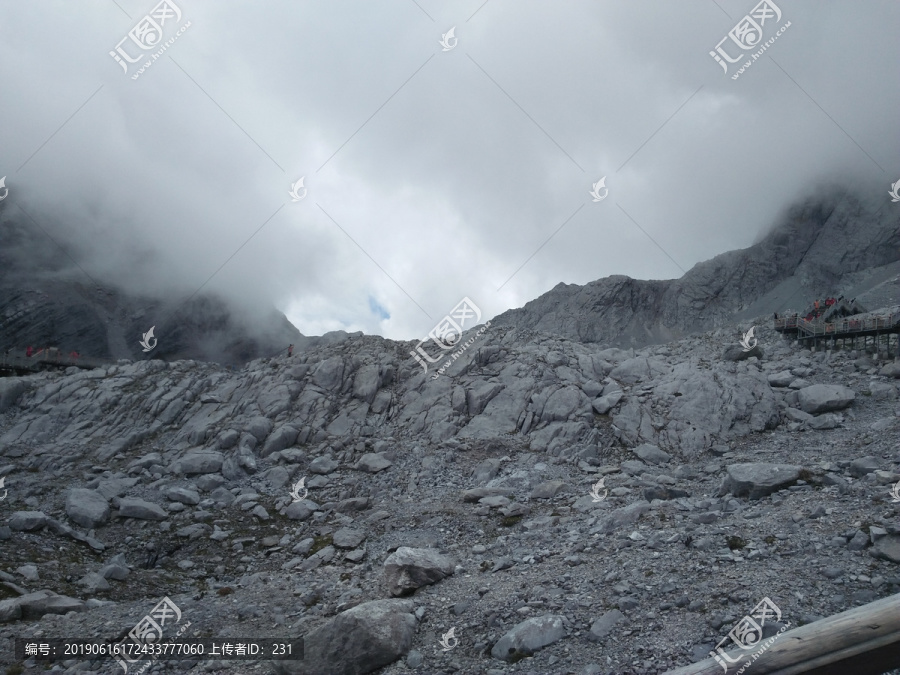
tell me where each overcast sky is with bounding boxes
[1,0,897,341]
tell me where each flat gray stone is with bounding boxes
[491,614,567,661]
[718,463,801,499]
[767,370,795,387]
[797,384,855,414]
[175,451,224,475]
[355,453,392,473]
[333,527,366,549]
[530,480,569,499]
[589,609,624,642]
[8,511,49,531]
[461,487,514,502]
[165,487,201,505]
[309,456,340,474]
[117,498,167,521]
[633,444,671,465]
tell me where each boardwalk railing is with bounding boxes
[775,313,899,338]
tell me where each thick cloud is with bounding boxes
[0,0,897,340]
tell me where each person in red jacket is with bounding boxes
[26,346,33,357]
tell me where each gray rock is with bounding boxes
[8,511,50,531]
[285,500,318,521]
[100,564,130,581]
[849,456,880,477]
[65,489,110,529]
[878,362,900,378]
[355,453,393,473]
[718,463,802,499]
[589,609,624,641]
[848,530,869,551]
[16,565,38,581]
[491,614,567,661]
[383,547,455,597]
[723,343,764,361]
[797,384,855,414]
[870,535,900,563]
[117,498,167,521]
[308,456,339,474]
[594,501,651,533]
[620,460,649,476]
[406,649,424,669]
[165,487,201,505]
[530,480,569,499]
[592,390,623,414]
[261,425,299,458]
[472,458,503,485]
[0,590,87,622]
[272,599,415,675]
[784,408,814,423]
[333,528,366,549]
[78,572,111,592]
[633,443,671,465]
[461,487,513,502]
[246,417,274,442]
[767,370,795,387]
[0,378,28,412]
[809,413,841,430]
[175,451,224,475]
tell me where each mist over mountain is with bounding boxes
[490,187,900,348]
[0,208,307,364]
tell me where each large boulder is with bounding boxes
[383,547,455,597]
[491,614,567,661]
[272,599,416,675]
[797,384,855,414]
[718,463,801,499]
[878,362,900,378]
[65,489,110,529]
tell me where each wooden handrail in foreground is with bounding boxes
[663,592,900,675]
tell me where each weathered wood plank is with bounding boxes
[663,592,900,675]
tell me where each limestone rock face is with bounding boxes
[488,192,899,349]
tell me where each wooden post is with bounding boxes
[662,592,900,675]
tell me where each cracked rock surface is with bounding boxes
[1,315,899,675]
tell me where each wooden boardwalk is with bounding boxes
[774,311,900,353]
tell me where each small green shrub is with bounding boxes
[726,535,747,550]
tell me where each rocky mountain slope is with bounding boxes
[1,306,899,674]
[490,190,900,349]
